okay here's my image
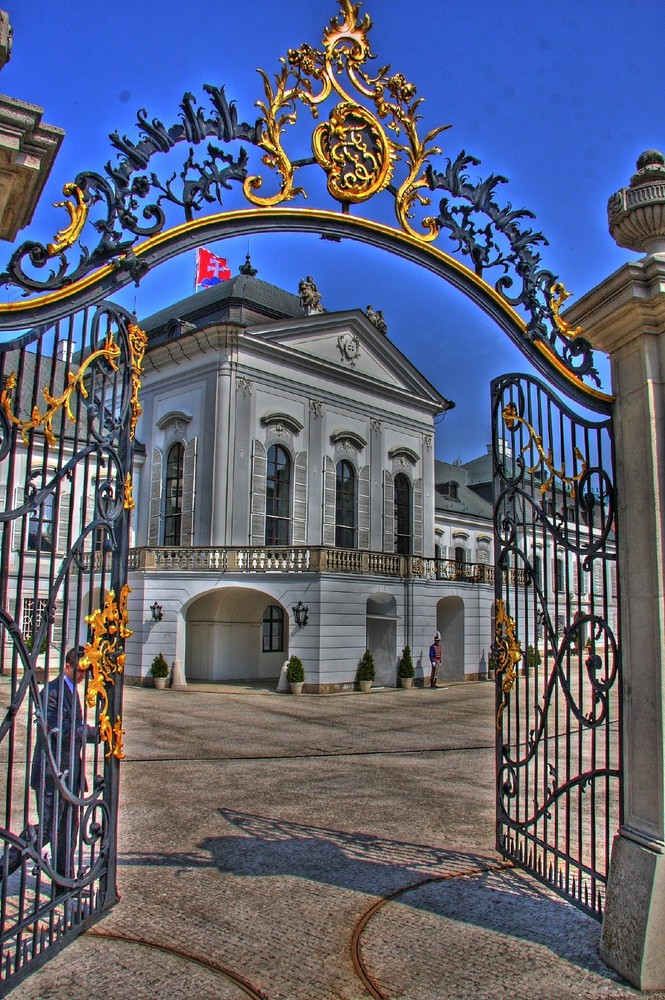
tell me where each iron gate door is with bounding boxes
[0,303,141,990]
[492,372,621,919]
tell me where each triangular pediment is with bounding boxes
[247,309,451,411]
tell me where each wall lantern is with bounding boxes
[150,601,163,622]
[292,601,309,628]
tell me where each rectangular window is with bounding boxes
[22,597,48,645]
[262,605,284,652]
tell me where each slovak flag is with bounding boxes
[195,247,231,289]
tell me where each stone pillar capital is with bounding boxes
[563,254,665,355]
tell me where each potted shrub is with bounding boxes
[527,644,542,673]
[150,652,170,689]
[398,645,414,689]
[357,649,375,692]
[286,655,305,695]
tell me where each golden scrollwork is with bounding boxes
[46,183,88,257]
[549,282,584,340]
[81,584,132,760]
[495,599,522,730]
[127,322,147,440]
[1,331,121,447]
[503,402,588,498]
[246,0,449,241]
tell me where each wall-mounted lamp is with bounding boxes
[292,601,309,628]
[150,601,163,622]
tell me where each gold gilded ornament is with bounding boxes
[503,402,587,498]
[495,599,522,729]
[549,282,584,341]
[312,101,395,203]
[81,584,132,760]
[46,183,88,257]
[124,472,135,511]
[1,331,121,447]
[127,322,147,440]
[247,0,449,240]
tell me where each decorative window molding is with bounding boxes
[337,332,361,367]
[260,411,304,436]
[156,409,193,432]
[388,446,420,467]
[330,429,367,453]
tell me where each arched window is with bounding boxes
[335,459,356,548]
[163,442,184,546]
[394,473,412,555]
[266,444,291,546]
[262,605,284,652]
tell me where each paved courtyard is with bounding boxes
[6,680,663,999]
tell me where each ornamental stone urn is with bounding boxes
[608,149,665,254]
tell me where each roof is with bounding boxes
[434,459,493,520]
[140,274,303,336]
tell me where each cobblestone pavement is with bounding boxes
[5,681,664,999]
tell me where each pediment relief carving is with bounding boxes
[388,445,420,467]
[330,429,367,452]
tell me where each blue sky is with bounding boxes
[3,1,664,461]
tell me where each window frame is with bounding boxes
[262,604,284,653]
[335,458,357,548]
[265,444,291,546]
[163,441,185,547]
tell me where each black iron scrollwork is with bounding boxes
[426,153,599,385]
[0,87,260,294]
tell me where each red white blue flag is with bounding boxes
[195,247,231,289]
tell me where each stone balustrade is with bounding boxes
[127,545,488,582]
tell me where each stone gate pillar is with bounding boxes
[564,150,665,992]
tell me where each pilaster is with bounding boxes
[564,167,665,990]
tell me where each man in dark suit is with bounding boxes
[2,646,97,888]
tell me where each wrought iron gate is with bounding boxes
[0,303,142,990]
[492,372,620,919]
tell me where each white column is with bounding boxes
[565,155,665,987]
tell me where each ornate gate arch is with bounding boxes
[0,0,617,988]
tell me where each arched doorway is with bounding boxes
[437,596,465,682]
[185,588,287,682]
[366,594,397,687]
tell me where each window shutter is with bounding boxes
[413,477,423,556]
[292,451,308,545]
[593,561,603,594]
[358,465,370,549]
[12,486,25,551]
[250,440,267,545]
[611,564,618,598]
[148,448,163,546]
[572,560,579,594]
[383,471,395,553]
[322,457,335,546]
[181,437,197,545]
[57,489,71,555]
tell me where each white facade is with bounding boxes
[125,273,497,690]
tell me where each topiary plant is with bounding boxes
[398,645,414,678]
[527,645,542,670]
[357,649,376,682]
[286,655,305,683]
[150,653,169,678]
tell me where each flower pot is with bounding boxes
[359,680,372,693]
[290,682,304,696]
[400,676,414,689]
[153,676,167,690]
